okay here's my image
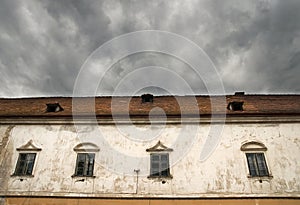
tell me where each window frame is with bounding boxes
[72,142,99,178]
[12,140,41,177]
[13,152,37,176]
[241,141,272,178]
[74,153,95,177]
[149,153,171,178]
[146,141,173,179]
[245,152,269,177]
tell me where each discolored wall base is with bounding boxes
[3,197,300,205]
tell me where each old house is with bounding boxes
[0,93,299,204]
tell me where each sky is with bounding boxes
[0,0,300,97]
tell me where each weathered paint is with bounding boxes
[0,125,14,193]
[0,121,299,198]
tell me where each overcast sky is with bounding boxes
[0,0,299,97]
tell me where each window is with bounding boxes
[73,142,99,177]
[146,141,173,178]
[227,101,244,111]
[241,141,271,178]
[234,91,245,96]
[246,153,269,177]
[74,153,95,177]
[13,140,41,177]
[46,103,63,112]
[141,94,153,103]
[14,153,36,176]
[150,153,170,177]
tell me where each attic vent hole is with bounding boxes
[46,103,64,112]
[141,94,153,103]
[234,91,245,96]
[227,101,244,111]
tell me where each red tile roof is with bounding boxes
[0,95,299,118]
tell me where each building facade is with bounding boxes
[0,94,299,204]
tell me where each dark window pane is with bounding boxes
[152,172,160,176]
[76,161,84,176]
[150,153,170,177]
[161,163,168,170]
[15,160,25,175]
[256,153,269,176]
[246,153,269,177]
[161,154,168,161]
[151,167,159,173]
[14,153,36,176]
[151,163,159,168]
[246,153,258,176]
[151,155,159,161]
[75,153,95,176]
[75,154,85,176]
[87,167,93,176]
[161,169,169,177]
[76,168,84,176]
[86,154,95,176]
[26,161,34,175]
[19,154,27,160]
[27,154,36,161]
[78,154,86,162]
[77,161,85,168]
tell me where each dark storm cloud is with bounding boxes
[0,0,299,97]
[0,0,113,96]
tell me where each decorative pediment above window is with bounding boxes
[73,143,100,152]
[146,141,173,152]
[16,140,42,151]
[240,141,267,151]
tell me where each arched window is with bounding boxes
[241,141,270,177]
[73,143,99,177]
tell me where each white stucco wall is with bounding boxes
[0,120,299,198]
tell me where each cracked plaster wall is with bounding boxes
[0,122,299,198]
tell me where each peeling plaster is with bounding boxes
[0,125,15,192]
[0,123,299,198]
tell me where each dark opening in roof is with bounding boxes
[46,103,64,112]
[235,91,245,96]
[141,94,154,103]
[227,101,244,111]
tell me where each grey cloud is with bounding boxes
[0,0,299,97]
[98,52,208,96]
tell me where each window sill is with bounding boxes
[71,175,96,178]
[147,175,173,179]
[10,174,34,181]
[247,175,273,182]
[10,174,34,178]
